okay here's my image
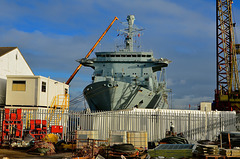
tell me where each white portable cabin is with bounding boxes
[200,102,212,112]
[6,75,69,108]
[0,47,34,105]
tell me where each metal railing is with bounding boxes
[0,108,236,142]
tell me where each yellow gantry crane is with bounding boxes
[214,0,240,111]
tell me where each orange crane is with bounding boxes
[66,16,119,85]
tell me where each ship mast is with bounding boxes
[125,15,135,52]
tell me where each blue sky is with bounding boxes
[1,0,240,110]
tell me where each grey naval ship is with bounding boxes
[80,15,171,111]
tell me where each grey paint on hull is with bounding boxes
[84,80,168,111]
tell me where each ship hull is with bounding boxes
[83,80,168,111]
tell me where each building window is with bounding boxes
[12,81,26,91]
[42,82,46,92]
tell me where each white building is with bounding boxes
[6,75,69,108]
[0,47,34,105]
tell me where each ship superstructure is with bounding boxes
[80,15,171,111]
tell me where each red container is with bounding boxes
[5,114,9,120]
[51,125,63,133]
[15,130,20,137]
[30,120,35,130]
[30,120,35,125]
[10,113,16,120]
[5,109,10,114]
[35,120,41,125]
[17,109,22,120]
[59,126,63,133]
[51,125,58,133]
[5,109,10,120]
[30,124,35,130]
[42,120,47,126]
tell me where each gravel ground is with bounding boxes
[0,149,72,159]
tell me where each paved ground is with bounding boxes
[0,149,72,159]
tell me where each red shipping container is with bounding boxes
[30,125,35,130]
[5,109,10,120]
[42,120,47,126]
[35,120,41,125]
[5,114,9,120]
[59,126,63,133]
[51,125,58,133]
[51,125,63,133]
[30,120,35,125]
[16,130,20,137]
[10,113,16,120]
[5,109,10,114]
[17,109,22,120]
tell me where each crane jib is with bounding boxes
[66,16,119,85]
